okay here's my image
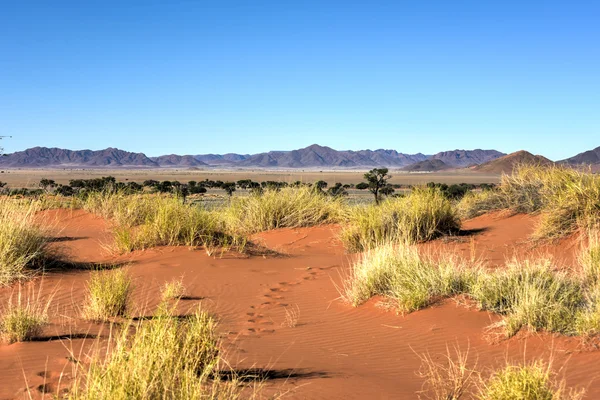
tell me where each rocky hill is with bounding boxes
[0,147,158,168]
[559,146,600,167]
[473,151,554,174]
[402,159,450,172]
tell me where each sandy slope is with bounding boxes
[0,210,598,399]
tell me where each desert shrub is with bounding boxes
[579,233,600,284]
[346,242,600,338]
[342,243,475,313]
[463,164,600,239]
[416,345,477,400]
[0,286,51,343]
[0,198,49,285]
[161,278,186,301]
[456,190,504,220]
[69,305,240,400]
[479,361,580,400]
[470,259,583,337]
[341,187,460,252]
[418,348,584,400]
[83,192,243,252]
[83,269,132,321]
[223,186,346,234]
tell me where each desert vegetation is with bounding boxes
[341,187,460,252]
[2,164,600,397]
[0,198,50,285]
[69,303,251,400]
[417,346,584,400]
[223,185,347,234]
[82,269,132,321]
[457,164,600,239]
[343,235,600,338]
[0,284,51,343]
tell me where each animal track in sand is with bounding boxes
[242,264,334,337]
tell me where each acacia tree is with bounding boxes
[222,182,236,198]
[39,178,56,193]
[363,168,392,205]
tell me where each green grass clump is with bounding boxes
[223,186,346,234]
[161,278,186,301]
[458,164,600,240]
[418,347,584,400]
[470,259,583,337]
[346,243,600,337]
[70,305,238,400]
[341,188,460,252]
[479,361,574,400]
[343,243,475,313]
[455,190,504,220]
[82,192,244,253]
[83,269,132,321]
[0,287,51,343]
[0,198,49,285]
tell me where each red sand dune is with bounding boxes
[0,209,598,399]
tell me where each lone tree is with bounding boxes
[39,178,56,193]
[222,182,236,198]
[363,168,392,205]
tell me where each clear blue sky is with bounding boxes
[1,1,598,160]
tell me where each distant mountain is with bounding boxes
[402,159,450,172]
[194,153,250,165]
[151,154,207,167]
[236,144,428,168]
[0,147,158,168]
[431,149,505,167]
[559,146,600,166]
[0,145,512,170]
[473,151,554,174]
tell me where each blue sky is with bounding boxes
[1,1,598,160]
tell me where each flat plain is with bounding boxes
[0,168,501,188]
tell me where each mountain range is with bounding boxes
[0,144,598,171]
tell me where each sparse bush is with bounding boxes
[346,240,600,338]
[456,190,503,220]
[70,305,235,400]
[83,269,132,321]
[470,259,583,337]
[460,164,600,239]
[82,192,244,253]
[342,243,475,313]
[0,198,49,285]
[161,278,186,301]
[224,186,346,234]
[418,348,584,400]
[0,285,51,343]
[416,344,477,400]
[479,361,581,400]
[341,187,460,252]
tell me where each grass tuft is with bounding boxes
[161,278,186,301]
[70,305,244,400]
[223,186,346,234]
[346,242,600,338]
[0,198,50,285]
[341,188,460,252]
[417,348,584,400]
[457,164,600,240]
[82,192,245,253]
[470,259,583,337]
[416,344,477,400]
[82,269,132,321]
[0,285,51,343]
[342,243,475,313]
[479,361,580,400]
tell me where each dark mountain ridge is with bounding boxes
[0,144,551,170]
